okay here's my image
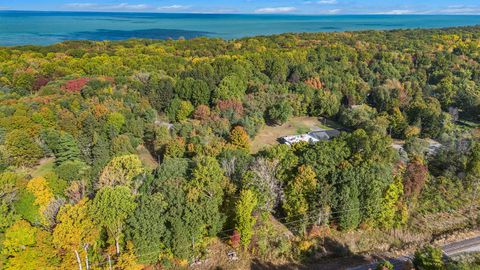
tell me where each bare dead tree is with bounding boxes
[221,156,237,179]
[65,180,87,203]
[43,197,66,229]
[248,157,283,212]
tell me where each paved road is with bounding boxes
[348,236,480,270]
[443,236,480,256]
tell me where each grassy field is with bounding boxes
[251,117,338,154]
[23,147,158,179]
[30,158,55,178]
[136,145,159,170]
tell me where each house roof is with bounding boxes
[281,134,319,145]
[309,129,340,140]
[280,129,340,146]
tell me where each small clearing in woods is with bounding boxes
[251,117,338,153]
[22,148,157,179]
[30,158,55,177]
[136,145,158,169]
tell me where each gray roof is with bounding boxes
[308,129,340,141]
[325,129,341,137]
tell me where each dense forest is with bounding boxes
[0,26,480,269]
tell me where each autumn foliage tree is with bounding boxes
[235,189,258,248]
[53,199,99,270]
[403,157,429,199]
[97,155,143,189]
[229,126,251,152]
[283,165,317,227]
[377,176,407,229]
[62,78,90,92]
[4,130,42,167]
[1,26,480,269]
[164,137,186,159]
[2,220,58,269]
[26,177,54,225]
[305,77,323,90]
[193,105,211,121]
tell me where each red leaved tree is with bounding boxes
[217,99,244,117]
[230,230,241,248]
[403,157,428,198]
[62,78,90,92]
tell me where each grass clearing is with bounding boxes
[251,117,339,154]
[136,145,159,170]
[31,158,55,178]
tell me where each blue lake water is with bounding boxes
[1,11,480,46]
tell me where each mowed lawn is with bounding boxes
[251,116,337,153]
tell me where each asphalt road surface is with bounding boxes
[347,236,480,270]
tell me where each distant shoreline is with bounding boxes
[2,10,480,16]
[4,25,480,49]
[1,12,480,46]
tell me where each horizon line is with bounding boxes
[1,9,480,16]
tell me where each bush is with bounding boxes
[376,260,394,270]
[413,245,445,270]
[55,160,89,182]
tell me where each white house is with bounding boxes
[279,129,340,146]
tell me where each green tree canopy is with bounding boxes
[91,186,137,254]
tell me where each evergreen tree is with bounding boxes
[335,169,361,231]
[266,100,293,125]
[55,133,81,165]
[90,134,111,175]
[126,193,168,264]
[357,164,393,226]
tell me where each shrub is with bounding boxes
[413,245,445,270]
[376,260,394,270]
[55,160,89,182]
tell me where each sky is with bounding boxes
[1,0,480,15]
